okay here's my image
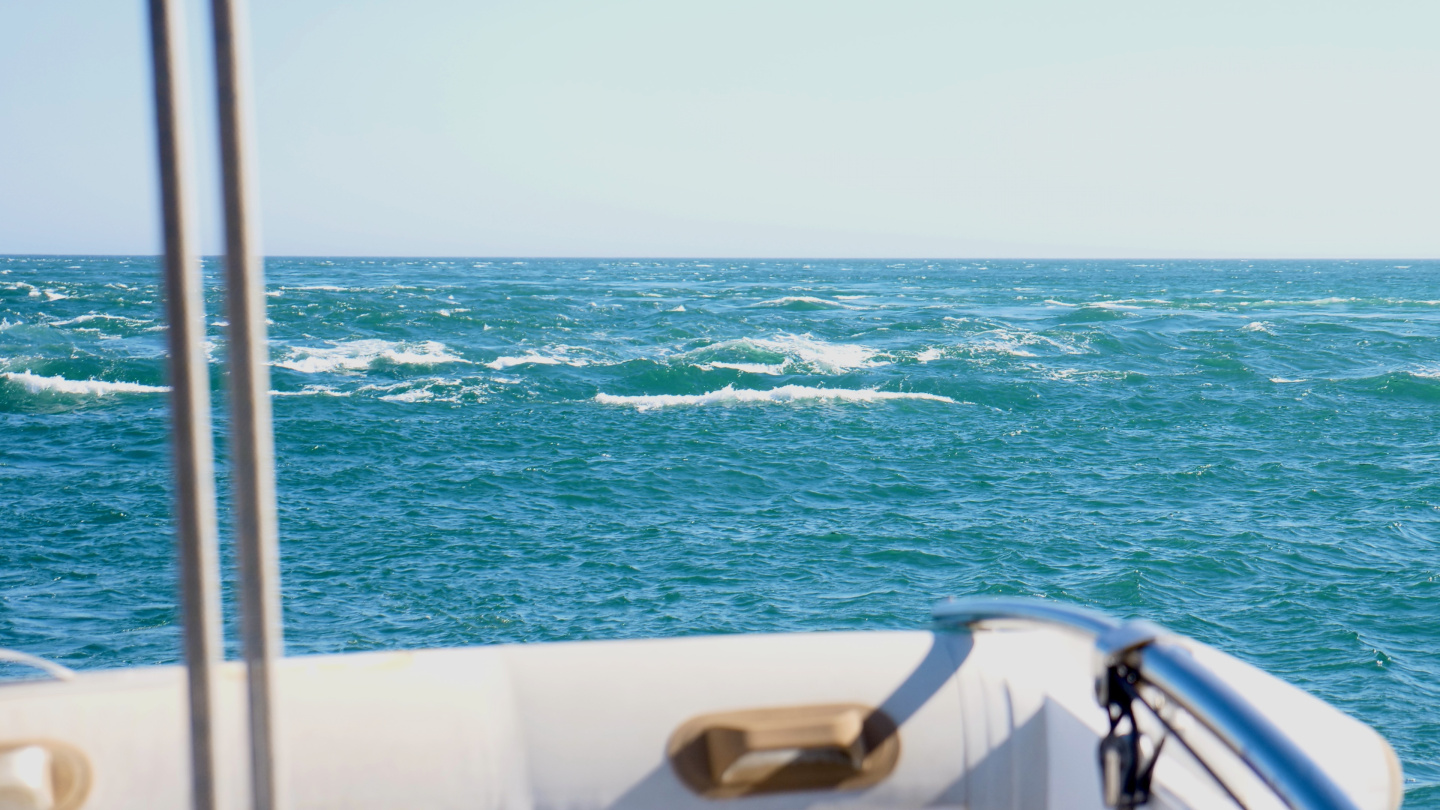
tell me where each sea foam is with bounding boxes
[3,371,168,395]
[485,349,589,370]
[678,334,881,374]
[50,314,152,327]
[749,296,858,310]
[698,361,790,375]
[595,384,955,411]
[963,328,1081,358]
[270,385,350,397]
[275,340,466,374]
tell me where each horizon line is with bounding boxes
[4,253,1437,263]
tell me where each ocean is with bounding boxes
[2,255,1437,801]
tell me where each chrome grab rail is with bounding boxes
[933,597,1361,810]
[0,648,76,681]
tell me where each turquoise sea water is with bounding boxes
[2,256,1437,801]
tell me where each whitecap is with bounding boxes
[1241,321,1275,333]
[3,371,168,395]
[964,328,1081,358]
[484,349,588,370]
[275,339,467,374]
[915,348,944,363]
[358,377,486,403]
[2,281,42,297]
[749,296,858,310]
[1085,301,1143,311]
[698,361,790,375]
[1270,297,1357,306]
[1033,367,1129,382]
[1043,299,1077,307]
[594,384,956,411]
[270,385,350,397]
[667,305,686,312]
[381,389,435,403]
[50,314,152,327]
[1269,377,1307,384]
[677,334,881,374]
[43,289,69,301]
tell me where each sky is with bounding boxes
[2,1,1438,258]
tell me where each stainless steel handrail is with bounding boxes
[0,648,77,681]
[146,2,223,809]
[933,597,1361,810]
[209,0,285,808]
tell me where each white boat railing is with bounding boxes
[933,597,1362,810]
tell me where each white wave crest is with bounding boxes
[1254,297,1357,306]
[679,334,881,374]
[698,361,790,375]
[357,377,486,403]
[595,384,955,411]
[275,340,467,374]
[381,388,435,403]
[485,349,589,370]
[3,371,168,395]
[1033,367,1129,382]
[1269,377,1307,384]
[749,296,858,309]
[1241,321,1275,333]
[915,347,945,363]
[50,314,153,327]
[270,385,350,397]
[964,328,1081,358]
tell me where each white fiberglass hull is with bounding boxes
[0,626,1400,810]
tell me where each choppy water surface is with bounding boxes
[2,256,1438,800]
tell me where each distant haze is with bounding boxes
[3,1,1439,258]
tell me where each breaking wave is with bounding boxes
[749,296,858,310]
[677,334,882,374]
[594,384,956,411]
[962,328,1084,358]
[270,385,350,397]
[2,371,168,396]
[275,340,467,374]
[49,314,153,328]
[485,349,589,370]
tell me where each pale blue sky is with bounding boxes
[2,1,1438,257]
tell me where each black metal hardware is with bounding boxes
[1100,661,1165,809]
